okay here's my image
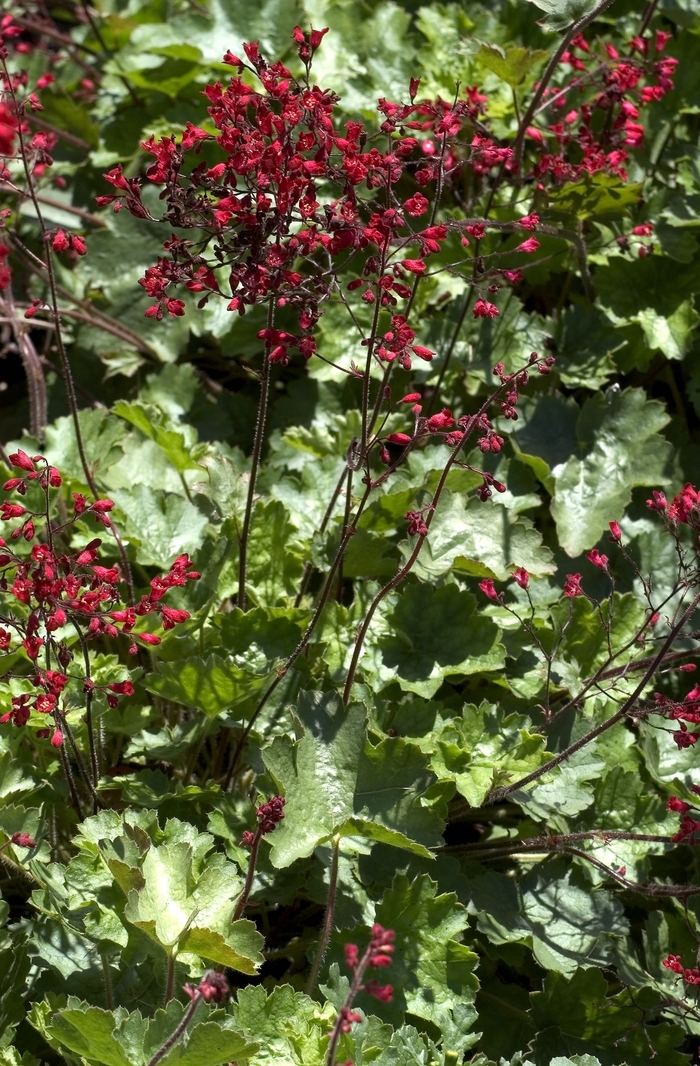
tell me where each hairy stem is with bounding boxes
[102,956,114,1011]
[233,828,262,921]
[149,992,201,1066]
[306,838,340,995]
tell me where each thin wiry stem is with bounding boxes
[237,299,274,611]
[1,69,136,604]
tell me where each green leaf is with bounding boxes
[548,173,642,220]
[144,655,268,719]
[47,1003,132,1066]
[351,737,445,854]
[263,692,368,867]
[548,388,672,557]
[114,401,200,473]
[122,840,262,971]
[45,999,258,1066]
[372,584,505,697]
[428,702,549,807]
[110,485,208,568]
[530,968,689,1065]
[411,493,555,582]
[635,299,699,360]
[523,0,598,34]
[470,859,628,977]
[476,44,547,87]
[246,500,306,604]
[373,874,478,1054]
[230,985,334,1066]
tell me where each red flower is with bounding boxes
[386,432,411,446]
[10,832,36,848]
[512,567,529,588]
[402,258,426,275]
[586,549,609,570]
[161,607,190,629]
[563,573,583,597]
[403,193,429,216]
[10,450,35,473]
[426,408,454,432]
[138,632,162,646]
[518,213,539,231]
[52,229,71,252]
[108,681,135,696]
[479,579,500,602]
[473,298,499,319]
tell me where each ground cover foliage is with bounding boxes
[2,0,700,1064]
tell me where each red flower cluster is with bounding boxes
[240,794,286,846]
[342,923,395,1008]
[663,954,700,985]
[653,685,700,750]
[97,27,656,364]
[0,452,199,746]
[530,30,677,185]
[183,970,229,1003]
[647,483,700,529]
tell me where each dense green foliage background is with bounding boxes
[3,1,700,1066]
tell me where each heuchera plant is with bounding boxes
[1,2,700,1066]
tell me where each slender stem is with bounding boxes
[1,66,136,604]
[60,710,102,810]
[444,829,673,849]
[342,371,519,702]
[73,622,99,797]
[148,992,201,1066]
[424,286,474,418]
[0,288,47,439]
[343,537,422,704]
[226,479,375,780]
[164,955,176,1005]
[1,181,105,225]
[360,271,385,458]
[102,956,114,1011]
[327,943,372,1066]
[487,588,700,804]
[639,0,660,35]
[306,839,340,995]
[238,302,274,611]
[57,738,82,817]
[295,465,349,608]
[335,472,353,601]
[233,829,262,921]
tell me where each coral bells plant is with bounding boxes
[3,3,700,1066]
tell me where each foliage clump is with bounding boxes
[1,1,700,1065]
